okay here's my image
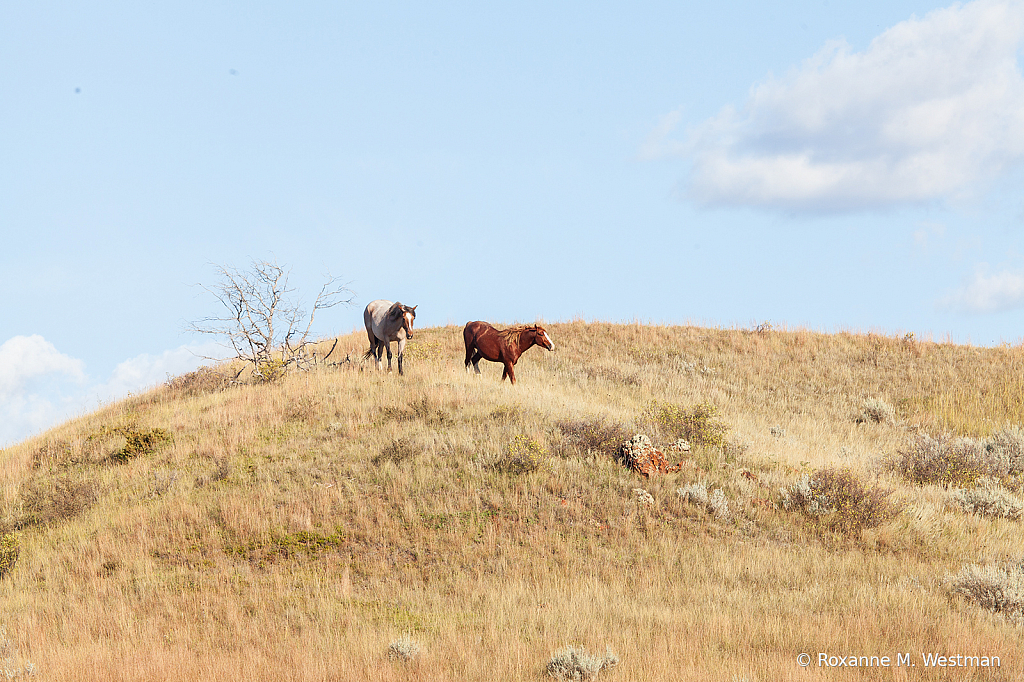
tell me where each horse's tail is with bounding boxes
[363,346,375,361]
[463,323,478,366]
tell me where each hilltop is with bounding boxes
[1,322,1023,681]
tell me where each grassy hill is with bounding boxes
[1,322,1023,681]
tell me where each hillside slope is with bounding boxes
[1,322,1022,681]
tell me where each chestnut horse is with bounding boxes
[463,321,555,384]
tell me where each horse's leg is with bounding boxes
[506,362,516,385]
[374,341,384,371]
[366,328,376,357]
[464,341,474,372]
[471,351,483,375]
[397,338,406,376]
[385,342,393,372]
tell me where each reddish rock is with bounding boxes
[618,434,685,477]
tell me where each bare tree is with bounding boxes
[189,259,353,381]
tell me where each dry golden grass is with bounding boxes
[1,322,1022,680]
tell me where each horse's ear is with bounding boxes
[411,305,417,312]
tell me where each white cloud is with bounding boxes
[0,335,85,394]
[91,342,227,402]
[639,107,689,161]
[0,335,86,446]
[942,267,1024,312]
[0,338,226,447]
[678,0,1024,211]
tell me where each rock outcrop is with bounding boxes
[618,434,685,477]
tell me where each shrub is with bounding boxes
[984,425,1024,477]
[387,635,422,662]
[223,528,345,564]
[402,340,443,362]
[0,628,35,678]
[489,405,523,425]
[211,458,231,482]
[121,427,171,458]
[643,401,728,448]
[165,366,231,397]
[408,396,437,420]
[950,562,1024,623]
[150,469,180,498]
[372,439,420,466]
[546,646,619,681]
[19,477,98,528]
[491,436,547,475]
[284,396,321,424]
[781,467,900,535]
[379,397,454,427]
[886,434,987,488]
[677,481,730,520]
[95,425,172,464]
[557,418,632,458]
[0,533,20,579]
[254,358,288,383]
[858,397,895,425]
[888,429,1024,488]
[31,440,76,470]
[952,482,1024,520]
[0,660,34,680]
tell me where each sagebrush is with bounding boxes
[546,646,618,681]
[781,467,901,536]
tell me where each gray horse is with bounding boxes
[363,300,418,375]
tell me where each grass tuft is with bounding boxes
[950,561,1024,623]
[387,635,422,662]
[952,481,1024,520]
[546,646,619,681]
[677,481,730,520]
[557,418,632,459]
[858,397,895,425]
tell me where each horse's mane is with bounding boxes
[498,325,538,349]
[387,302,416,319]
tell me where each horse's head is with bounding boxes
[389,303,417,338]
[531,324,555,351]
[401,304,417,339]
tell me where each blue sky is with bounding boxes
[4,0,1024,445]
